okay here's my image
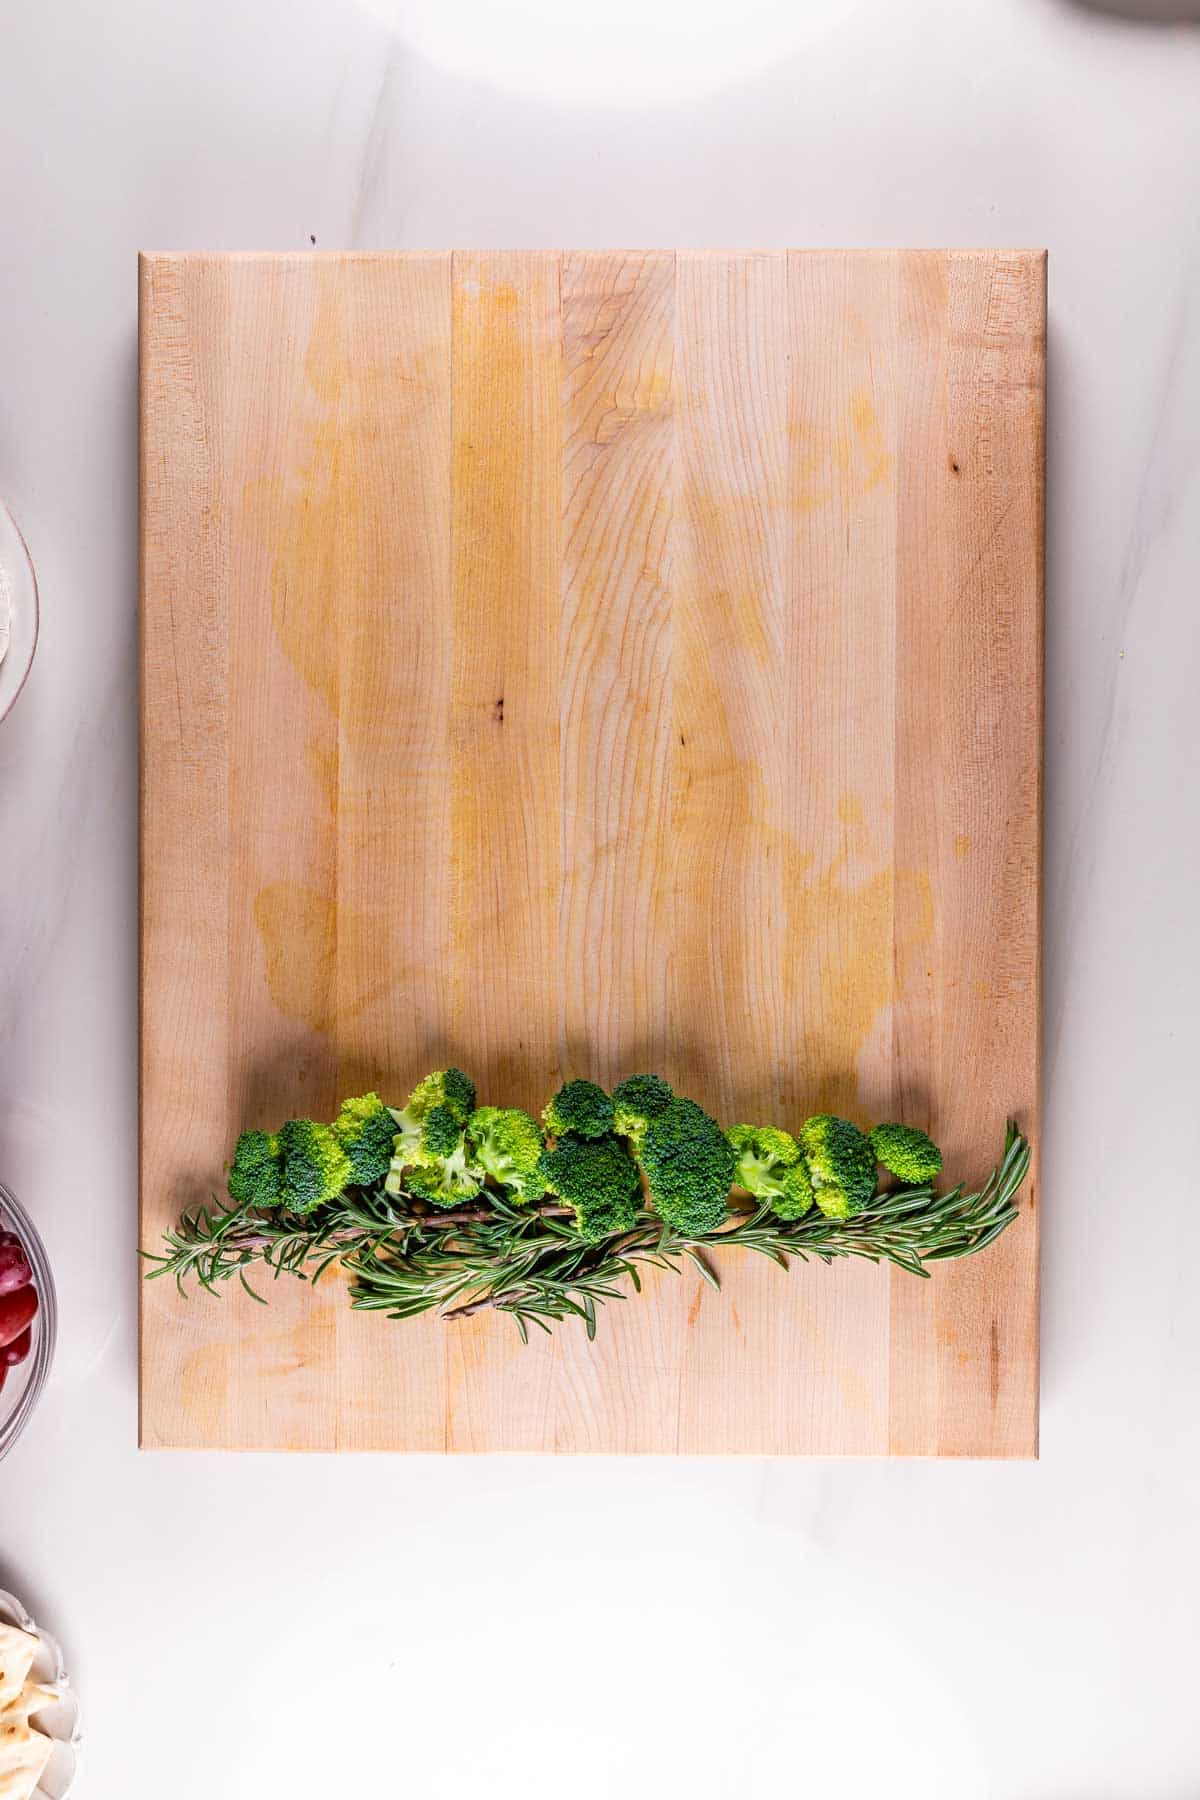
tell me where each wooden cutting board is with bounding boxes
[139,249,1043,1456]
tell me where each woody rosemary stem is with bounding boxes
[399,1201,576,1227]
[227,1200,578,1252]
[443,1288,535,1321]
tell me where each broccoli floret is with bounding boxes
[227,1128,283,1209]
[398,1106,485,1209]
[431,1068,478,1121]
[332,1092,395,1186]
[398,1103,485,1208]
[418,1104,467,1160]
[277,1118,353,1215]
[640,1098,735,1235]
[799,1115,877,1220]
[387,1067,478,1178]
[771,1160,815,1221]
[726,1123,815,1216]
[611,1073,675,1153]
[469,1106,545,1203]
[538,1133,640,1241]
[542,1079,615,1141]
[726,1123,803,1204]
[869,1123,943,1185]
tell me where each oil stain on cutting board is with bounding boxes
[140,249,1043,1456]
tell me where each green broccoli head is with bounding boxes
[331,1092,395,1187]
[538,1133,640,1241]
[228,1128,283,1209]
[542,1079,615,1142]
[869,1123,943,1185]
[611,1073,675,1153]
[771,1159,815,1220]
[276,1118,353,1215]
[424,1068,478,1121]
[469,1106,546,1203]
[726,1123,802,1204]
[418,1103,467,1160]
[388,1067,478,1163]
[799,1115,877,1220]
[399,1107,485,1209]
[640,1098,735,1235]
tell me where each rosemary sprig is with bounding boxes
[144,1127,1030,1340]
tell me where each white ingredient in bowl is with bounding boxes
[0,1591,80,1799]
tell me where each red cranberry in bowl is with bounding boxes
[0,1233,34,1295]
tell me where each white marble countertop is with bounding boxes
[2,0,1199,1794]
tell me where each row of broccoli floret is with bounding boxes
[227,1070,943,1242]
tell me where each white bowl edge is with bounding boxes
[0,1589,79,1799]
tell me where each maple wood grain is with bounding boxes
[140,249,1043,1455]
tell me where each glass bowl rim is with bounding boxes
[0,495,40,725]
[0,1179,57,1461]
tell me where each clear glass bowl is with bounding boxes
[0,1182,57,1462]
[0,496,39,725]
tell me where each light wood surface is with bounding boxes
[140,249,1043,1455]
